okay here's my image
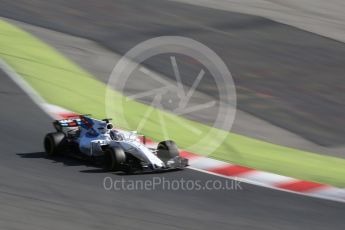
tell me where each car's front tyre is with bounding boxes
[103,147,126,171]
[157,140,179,162]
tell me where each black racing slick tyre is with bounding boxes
[104,147,126,171]
[157,140,179,161]
[44,132,66,156]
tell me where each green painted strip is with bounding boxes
[1,19,345,187]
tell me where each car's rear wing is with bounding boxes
[53,118,82,132]
[53,115,112,132]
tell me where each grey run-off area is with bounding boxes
[172,0,345,43]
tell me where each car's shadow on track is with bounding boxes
[16,152,182,176]
[80,168,183,176]
[79,167,183,176]
[17,152,113,173]
[17,152,95,167]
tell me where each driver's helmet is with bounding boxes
[93,119,115,135]
[94,121,108,135]
[110,130,125,141]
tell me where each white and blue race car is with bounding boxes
[44,115,188,173]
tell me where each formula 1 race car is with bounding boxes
[43,115,188,173]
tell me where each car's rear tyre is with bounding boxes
[104,147,126,171]
[44,132,66,156]
[157,140,179,161]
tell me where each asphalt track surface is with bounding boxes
[1,0,345,147]
[1,69,345,229]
